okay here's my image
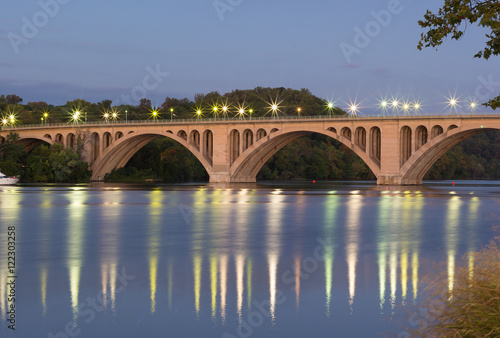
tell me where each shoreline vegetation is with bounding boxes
[1,87,499,183]
[399,236,500,337]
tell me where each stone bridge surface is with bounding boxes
[1,115,499,185]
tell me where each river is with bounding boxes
[0,181,498,337]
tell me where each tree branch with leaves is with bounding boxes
[418,0,500,109]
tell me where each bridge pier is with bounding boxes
[376,173,422,185]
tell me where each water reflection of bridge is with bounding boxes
[2,115,499,184]
[0,187,482,324]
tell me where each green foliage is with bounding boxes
[22,144,91,182]
[1,132,91,182]
[425,131,500,179]
[418,0,500,109]
[1,87,344,125]
[258,134,376,181]
[105,138,209,183]
[0,132,25,176]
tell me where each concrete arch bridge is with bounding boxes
[1,115,498,185]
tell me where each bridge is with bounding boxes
[1,115,499,185]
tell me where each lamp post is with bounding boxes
[125,110,128,122]
[170,108,173,122]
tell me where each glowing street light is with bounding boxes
[412,101,422,115]
[238,108,245,119]
[297,107,302,116]
[43,112,49,125]
[326,101,335,117]
[222,105,229,118]
[378,99,389,116]
[402,102,411,115]
[267,97,282,119]
[170,108,174,121]
[149,108,160,121]
[446,95,461,113]
[236,102,247,120]
[348,104,359,116]
[212,105,219,120]
[249,108,254,120]
[468,100,478,112]
[70,108,82,124]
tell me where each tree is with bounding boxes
[0,132,25,176]
[418,0,500,109]
[6,94,22,105]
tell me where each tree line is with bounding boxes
[1,87,499,182]
[0,87,344,126]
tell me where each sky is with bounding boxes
[1,0,500,114]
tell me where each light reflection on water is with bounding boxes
[0,182,498,337]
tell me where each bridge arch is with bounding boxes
[431,125,443,139]
[341,127,352,141]
[230,129,240,165]
[369,127,381,166]
[355,127,366,152]
[400,126,497,184]
[67,133,76,150]
[400,126,412,166]
[190,130,200,150]
[256,129,267,141]
[242,129,253,151]
[103,132,112,150]
[91,131,212,181]
[17,136,53,152]
[415,125,428,151]
[55,133,64,145]
[229,128,380,182]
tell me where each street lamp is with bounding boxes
[212,105,219,121]
[125,110,128,122]
[170,108,174,122]
[327,102,334,117]
[44,112,48,125]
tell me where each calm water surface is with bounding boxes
[0,181,498,338]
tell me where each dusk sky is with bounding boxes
[1,0,499,114]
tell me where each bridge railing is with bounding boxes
[1,112,499,130]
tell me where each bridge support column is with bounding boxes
[376,121,413,185]
[209,127,232,183]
